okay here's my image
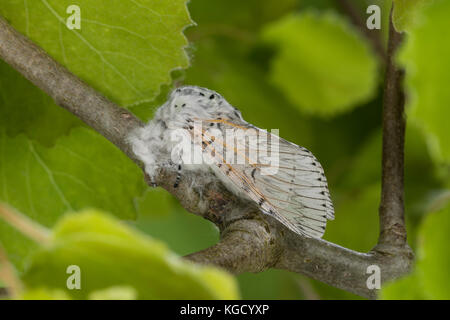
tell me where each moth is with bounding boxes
[129,86,334,239]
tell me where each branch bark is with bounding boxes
[377,9,407,250]
[0,11,413,299]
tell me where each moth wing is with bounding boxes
[201,120,334,239]
[235,128,334,239]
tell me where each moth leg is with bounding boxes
[143,163,159,187]
[170,146,184,189]
[144,172,157,188]
[174,164,182,188]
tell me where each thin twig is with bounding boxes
[378,8,407,248]
[0,245,23,298]
[0,203,50,244]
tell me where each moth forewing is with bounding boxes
[249,128,333,238]
[196,118,333,238]
[256,129,280,176]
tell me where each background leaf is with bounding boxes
[0,128,145,271]
[0,61,83,146]
[398,0,450,166]
[20,287,72,300]
[88,286,137,300]
[392,0,434,32]
[133,195,219,256]
[261,11,379,116]
[418,204,450,298]
[326,183,380,252]
[0,0,193,106]
[23,210,239,299]
[381,272,425,299]
[381,203,450,299]
[188,0,298,32]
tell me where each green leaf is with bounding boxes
[135,188,174,218]
[23,210,239,299]
[237,270,305,299]
[20,287,72,300]
[381,272,425,300]
[261,11,379,117]
[398,0,450,164]
[0,0,193,106]
[339,125,442,227]
[381,204,450,299]
[339,131,382,189]
[325,183,380,252]
[392,0,434,32]
[188,0,298,32]
[0,128,145,270]
[0,60,82,146]
[88,286,137,300]
[129,82,178,123]
[134,203,219,257]
[418,204,450,299]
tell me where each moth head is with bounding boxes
[166,86,237,117]
[155,86,244,127]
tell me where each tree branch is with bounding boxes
[0,12,413,299]
[377,9,407,249]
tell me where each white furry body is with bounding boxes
[129,86,334,239]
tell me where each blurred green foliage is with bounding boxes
[22,210,239,299]
[382,204,450,299]
[0,128,145,271]
[392,0,433,32]
[20,286,135,300]
[398,0,450,165]
[0,61,83,146]
[262,11,379,116]
[0,0,449,299]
